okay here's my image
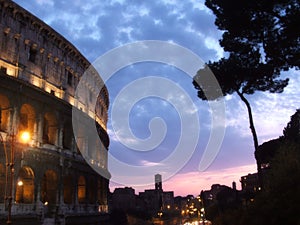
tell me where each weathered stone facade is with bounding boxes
[0,1,110,224]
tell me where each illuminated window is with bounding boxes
[19,104,35,135]
[64,175,74,204]
[20,113,28,129]
[43,112,57,145]
[41,170,57,204]
[15,166,35,204]
[78,175,86,203]
[0,95,10,131]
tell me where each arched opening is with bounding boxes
[15,166,35,204]
[88,177,96,204]
[19,104,35,136]
[41,170,57,205]
[0,94,10,132]
[63,121,72,150]
[43,112,57,145]
[0,163,5,203]
[28,45,37,64]
[63,175,74,204]
[77,175,86,204]
[97,178,106,205]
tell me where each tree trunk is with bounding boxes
[236,91,259,155]
[236,91,264,188]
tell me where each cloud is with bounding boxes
[139,160,163,167]
[36,0,54,6]
[14,0,223,62]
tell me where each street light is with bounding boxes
[0,129,30,224]
[20,131,30,143]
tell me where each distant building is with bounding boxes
[201,184,240,215]
[239,173,260,205]
[155,174,162,191]
[232,181,237,190]
[138,174,175,216]
[111,187,136,212]
[201,184,234,208]
[139,189,162,215]
[240,173,260,192]
[162,191,174,211]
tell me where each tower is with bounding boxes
[232,181,237,190]
[155,174,162,191]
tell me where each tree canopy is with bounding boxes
[206,0,300,71]
[193,0,299,154]
[283,109,300,142]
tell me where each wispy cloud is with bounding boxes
[139,160,163,167]
[36,0,54,6]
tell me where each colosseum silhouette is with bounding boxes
[0,1,110,224]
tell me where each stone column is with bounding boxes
[33,119,38,147]
[57,124,64,150]
[35,183,45,221]
[11,105,19,134]
[74,175,79,211]
[37,113,44,147]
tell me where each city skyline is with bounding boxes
[12,0,300,196]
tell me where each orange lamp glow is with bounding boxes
[20,131,30,143]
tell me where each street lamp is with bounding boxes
[0,129,30,224]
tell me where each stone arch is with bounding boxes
[15,166,35,203]
[88,176,97,204]
[19,103,36,136]
[77,175,86,204]
[43,112,57,145]
[0,94,10,132]
[63,120,72,150]
[41,169,57,204]
[0,163,5,203]
[97,178,106,205]
[63,174,74,204]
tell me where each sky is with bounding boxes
[12,0,300,196]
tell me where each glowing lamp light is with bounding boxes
[17,180,23,186]
[20,131,30,143]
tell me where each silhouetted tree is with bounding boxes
[243,143,300,225]
[206,0,300,71]
[194,0,299,158]
[283,109,300,143]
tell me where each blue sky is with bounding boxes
[13,0,300,196]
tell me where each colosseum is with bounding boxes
[0,0,110,224]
